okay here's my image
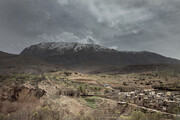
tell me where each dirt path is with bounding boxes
[94,94,180,118]
[121,102,180,117]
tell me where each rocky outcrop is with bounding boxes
[0,85,45,114]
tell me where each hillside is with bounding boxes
[20,42,180,72]
[0,48,180,120]
[0,51,60,74]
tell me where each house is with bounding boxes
[104,84,110,87]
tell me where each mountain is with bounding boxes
[0,51,60,74]
[20,42,180,72]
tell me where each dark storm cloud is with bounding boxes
[0,0,180,59]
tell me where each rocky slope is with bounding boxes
[20,42,180,71]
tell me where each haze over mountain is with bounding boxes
[20,42,180,71]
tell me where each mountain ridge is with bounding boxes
[22,42,158,55]
[20,42,180,68]
[20,42,180,66]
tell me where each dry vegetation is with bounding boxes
[0,67,179,120]
[53,69,180,91]
[0,107,177,120]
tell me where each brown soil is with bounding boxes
[0,85,45,114]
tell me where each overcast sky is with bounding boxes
[0,0,180,59]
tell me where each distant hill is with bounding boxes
[20,42,180,72]
[0,51,16,58]
[0,51,60,74]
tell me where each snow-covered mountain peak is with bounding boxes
[21,42,180,66]
[28,42,116,53]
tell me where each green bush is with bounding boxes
[130,111,146,120]
[146,113,162,120]
[129,111,166,120]
[173,107,180,115]
[84,97,101,109]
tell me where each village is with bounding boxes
[117,89,180,113]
